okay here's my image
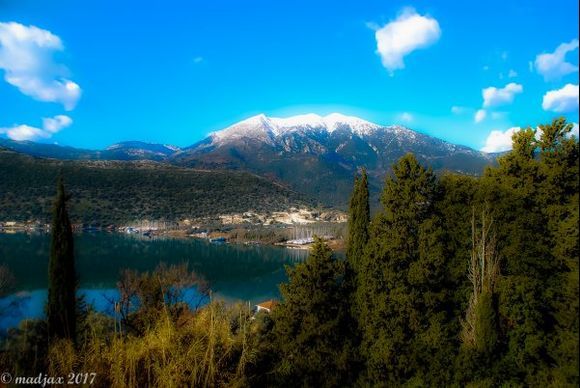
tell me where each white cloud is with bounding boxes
[534,39,579,81]
[0,114,73,141]
[398,112,413,122]
[482,124,577,153]
[542,84,579,113]
[0,124,47,141]
[482,82,523,107]
[481,126,521,153]
[193,56,204,64]
[474,109,486,123]
[451,105,467,114]
[571,123,579,138]
[42,114,73,133]
[0,22,81,110]
[508,69,517,78]
[372,8,441,75]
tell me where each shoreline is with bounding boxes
[0,226,347,252]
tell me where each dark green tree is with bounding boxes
[536,118,579,384]
[343,168,371,378]
[357,154,453,385]
[467,121,579,385]
[346,168,370,272]
[474,129,549,384]
[270,238,354,387]
[46,176,77,342]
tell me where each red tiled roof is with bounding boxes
[256,299,278,310]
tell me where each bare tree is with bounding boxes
[461,208,501,350]
[108,262,210,334]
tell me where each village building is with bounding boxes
[255,299,278,314]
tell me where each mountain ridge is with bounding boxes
[174,113,495,206]
[1,113,490,158]
[1,113,496,207]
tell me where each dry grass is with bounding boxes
[47,302,256,387]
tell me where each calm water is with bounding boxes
[0,232,309,330]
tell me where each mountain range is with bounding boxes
[0,138,179,161]
[0,113,496,207]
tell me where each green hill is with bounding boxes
[0,149,312,225]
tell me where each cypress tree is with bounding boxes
[346,168,370,272]
[46,175,77,342]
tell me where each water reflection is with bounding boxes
[0,232,311,329]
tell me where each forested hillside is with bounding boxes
[0,149,312,224]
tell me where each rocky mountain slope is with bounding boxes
[173,113,495,206]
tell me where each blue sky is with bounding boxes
[0,0,578,151]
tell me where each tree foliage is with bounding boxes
[268,238,355,387]
[346,168,370,272]
[46,176,77,342]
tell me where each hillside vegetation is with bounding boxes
[0,149,311,225]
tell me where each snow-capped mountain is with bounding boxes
[175,113,495,207]
[191,113,474,155]
[209,113,382,145]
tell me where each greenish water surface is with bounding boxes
[0,232,308,329]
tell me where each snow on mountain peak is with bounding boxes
[269,113,381,134]
[210,113,382,143]
[321,113,381,134]
[210,114,275,145]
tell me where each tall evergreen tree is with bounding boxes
[471,121,579,385]
[46,175,77,342]
[346,168,370,272]
[536,118,579,384]
[343,168,371,379]
[476,129,550,383]
[357,154,452,385]
[270,238,354,387]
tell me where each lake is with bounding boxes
[0,232,310,330]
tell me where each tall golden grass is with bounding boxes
[47,301,257,388]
